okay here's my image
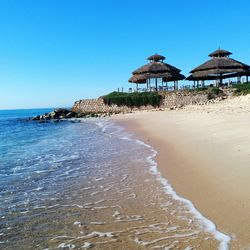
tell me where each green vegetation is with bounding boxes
[207,87,223,99]
[233,82,250,95]
[188,87,208,92]
[209,87,222,95]
[103,92,162,107]
[186,86,223,99]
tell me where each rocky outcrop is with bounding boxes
[31,107,111,122]
[32,108,77,121]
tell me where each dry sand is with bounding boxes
[114,95,250,249]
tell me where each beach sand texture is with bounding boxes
[115,95,250,249]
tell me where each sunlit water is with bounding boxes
[0,109,230,249]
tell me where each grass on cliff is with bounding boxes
[187,86,223,99]
[103,91,162,107]
[188,87,208,92]
[233,82,250,95]
[207,87,224,99]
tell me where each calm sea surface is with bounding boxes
[0,109,230,249]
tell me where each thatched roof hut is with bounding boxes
[186,49,250,85]
[129,54,185,90]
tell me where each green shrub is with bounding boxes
[210,87,221,95]
[207,87,223,99]
[194,87,208,92]
[186,87,208,93]
[103,92,162,107]
[233,82,250,95]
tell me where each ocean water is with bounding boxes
[0,109,230,249]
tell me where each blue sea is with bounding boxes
[0,109,230,249]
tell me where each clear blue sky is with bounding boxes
[1,0,250,109]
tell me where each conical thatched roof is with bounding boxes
[187,71,250,81]
[190,57,250,73]
[133,61,181,75]
[129,72,185,83]
[129,54,185,84]
[209,49,232,58]
[128,74,147,83]
[187,49,250,81]
[147,54,165,61]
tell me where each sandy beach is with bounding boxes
[115,95,250,249]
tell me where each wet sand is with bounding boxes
[114,95,250,249]
[1,119,223,250]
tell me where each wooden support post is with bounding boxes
[155,78,158,91]
[237,76,241,84]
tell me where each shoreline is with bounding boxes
[137,129,231,250]
[113,96,250,249]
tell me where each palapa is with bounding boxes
[129,54,185,87]
[186,49,250,84]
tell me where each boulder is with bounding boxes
[31,115,40,121]
[65,112,77,118]
[31,108,72,121]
